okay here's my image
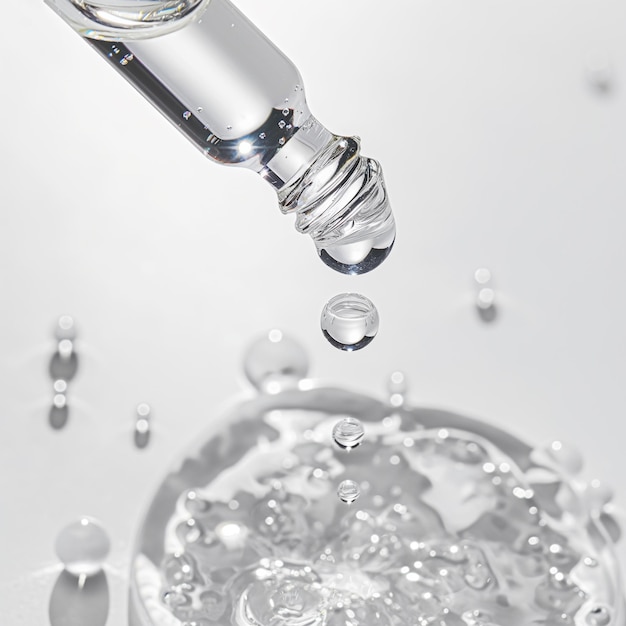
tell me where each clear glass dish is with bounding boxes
[128,340,624,626]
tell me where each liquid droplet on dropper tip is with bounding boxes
[317,219,396,275]
[332,417,365,450]
[55,517,110,577]
[337,480,361,504]
[321,293,379,351]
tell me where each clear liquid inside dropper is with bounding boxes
[49,0,396,274]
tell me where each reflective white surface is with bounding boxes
[1,0,626,622]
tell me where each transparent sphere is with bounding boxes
[320,293,379,351]
[243,330,309,393]
[337,479,361,504]
[332,417,365,451]
[55,517,110,577]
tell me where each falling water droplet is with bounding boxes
[321,293,379,351]
[337,480,361,504]
[332,417,365,451]
[55,517,110,578]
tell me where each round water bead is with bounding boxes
[320,293,379,351]
[242,330,309,393]
[332,417,365,451]
[337,479,361,504]
[55,517,110,577]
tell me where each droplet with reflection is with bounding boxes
[337,479,361,504]
[134,403,152,449]
[388,370,408,407]
[243,330,309,393]
[332,417,365,451]
[320,293,379,351]
[55,517,110,579]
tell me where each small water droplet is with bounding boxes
[332,417,365,450]
[387,370,407,406]
[55,517,110,577]
[197,106,203,112]
[321,293,379,351]
[282,108,290,116]
[278,120,286,129]
[53,393,67,408]
[53,379,67,393]
[278,137,286,145]
[55,315,76,340]
[259,132,266,139]
[58,339,74,360]
[226,125,232,130]
[337,480,361,504]
[182,111,192,120]
[242,330,309,393]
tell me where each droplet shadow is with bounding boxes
[49,570,109,626]
[134,429,151,449]
[477,304,498,324]
[49,404,69,430]
[49,352,79,382]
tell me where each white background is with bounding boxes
[1,0,626,622]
